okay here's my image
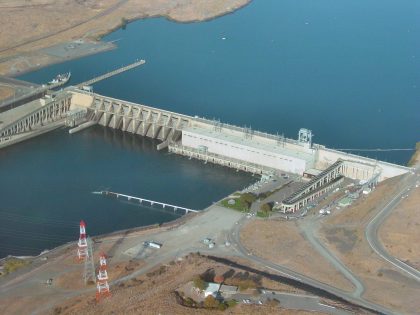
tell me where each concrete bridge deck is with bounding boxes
[96,190,198,214]
[77,59,145,87]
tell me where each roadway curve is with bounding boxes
[298,220,365,297]
[229,217,393,315]
[365,169,420,282]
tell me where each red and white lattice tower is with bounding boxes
[77,220,89,260]
[96,253,111,302]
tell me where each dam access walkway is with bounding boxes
[77,59,145,88]
[95,190,198,214]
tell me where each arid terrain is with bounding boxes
[240,220,355,293]
[319,175,420,314]
[49,253,329,315]
[0,86,13,101]
[379,149,420,270]
[379,179,420,270]
[240,163,420,315]
[0,203,374,315]
[408,142,420,166]
[0,0,250,75]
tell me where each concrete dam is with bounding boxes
[0,87,411,213]
[68,88,410,182]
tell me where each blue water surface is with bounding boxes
[2,0,419,257]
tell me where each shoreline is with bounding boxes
[0,188,242,260]
[1,1,252,78]
[407,142,420,167]
[0,209,198,261]
[8,41,117,78]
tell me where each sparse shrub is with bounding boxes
[217,302,227,310]
[121,17,128,30]
[221,193,257,211]
[193,275,207,291]
[260,203,272,213]
[226,300,238,308]
[266,298,280,307]
[203,295,219,308]
[237,279,257,291]
[4,258,29,274]
[201,269,216,282]
[184,297,196,307]
[241,193,257,205]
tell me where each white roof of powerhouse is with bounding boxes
[183,126,315,163]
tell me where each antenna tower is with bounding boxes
[77,220,88,260]
[96,253,111,302]
[77,220,96,285]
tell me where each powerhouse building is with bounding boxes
[181,126,315,175]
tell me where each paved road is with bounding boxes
[229,216,394,315]
[365,169,420,282]
[233,291,353,315]
[2,188,413,315]
[298,219,365,298]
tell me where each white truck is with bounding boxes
[143,241,162,249]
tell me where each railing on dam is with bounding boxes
[194,116,302,146]
[95,190,198,214]
[321,147,412,172]
[168,143,275,175]
[76,59,146,87]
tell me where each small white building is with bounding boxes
[204,282,221,297]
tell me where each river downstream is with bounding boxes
[1,0,419,258]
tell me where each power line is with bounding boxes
[335,148,414,152]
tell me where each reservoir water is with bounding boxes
[1,0,419,257]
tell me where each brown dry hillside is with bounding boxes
[0,0,250,75]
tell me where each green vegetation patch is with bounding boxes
[256,211,270,218]
[193,275,208,291]
[203,296,237,310]
[257,202,273,218]
[226,300,238,308]
[224,271,261,292]
[3,258,30,274]
[220,193,257,212]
